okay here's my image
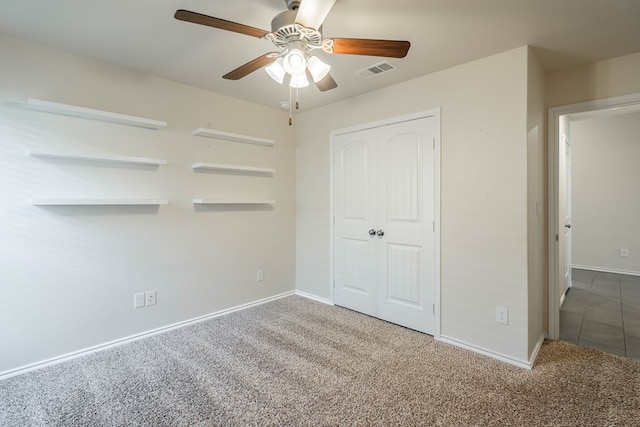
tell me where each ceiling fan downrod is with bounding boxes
[285,0,301,11]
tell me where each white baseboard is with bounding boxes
[572,264,640,277]
[528,333,545,368]
[0,291,295,381]
[439,335,533,370]
[295,290,334,306]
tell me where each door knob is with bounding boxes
[368,229,377,236]
[565,224,571,229]
[376,229,385,237]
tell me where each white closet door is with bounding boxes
[376,118,436,334]
[333,128,380,316]
[333,117,436,335]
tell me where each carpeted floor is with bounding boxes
[1,295,639,426]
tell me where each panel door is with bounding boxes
[333,117,436,335]
[563,135,572,294]
[376,118,436,334]
[333,128,380,316]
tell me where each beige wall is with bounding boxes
[0,35,296,375]
[547,51,640,108]
[526,48,547,357]
[296,47,534,364]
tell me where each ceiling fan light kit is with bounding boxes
[265,58,286,84]
[290,73,310,89]
[174,0,411,124]
[282,45,308,76]
[306,56,331,82]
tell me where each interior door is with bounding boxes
[376,118,436,334]
[333,117,436,335]
[333,128,380,316]
[562,134,572,296]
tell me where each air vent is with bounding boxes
[354,61,397,79]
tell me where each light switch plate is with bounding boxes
[134,293,145,309]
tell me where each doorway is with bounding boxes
[331,111,441,336]
[548,93,640,348]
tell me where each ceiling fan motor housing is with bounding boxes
[270,10,323,51]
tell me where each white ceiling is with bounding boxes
[1,0,639,111]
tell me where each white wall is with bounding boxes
[571,111,640,274]
[296,46,534,364]
[526,48,546,355]
[0,35,296,375]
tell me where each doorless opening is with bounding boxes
[548,93,640,339]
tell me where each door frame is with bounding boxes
[548,92,640,339]
[329,109,442,339]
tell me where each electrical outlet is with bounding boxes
[134,293,145,309]
[257,269,264,282]
[496,307,509,325]
[145,291,156,306]
[621,249,629,258]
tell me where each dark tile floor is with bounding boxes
[560,268,640,360]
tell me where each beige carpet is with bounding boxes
[1,295,639,426]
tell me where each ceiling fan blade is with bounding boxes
[174,9,269,38]
[314,72,338,91]
[295,0,336,30]
[331,38,411,58]
[223,54,277,80]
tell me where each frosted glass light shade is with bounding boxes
[265,58,286,84]
[283,49,307,75]
[289,73,310,88]
[307,56,331,82]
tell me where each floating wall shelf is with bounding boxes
[27,98,167,130]
[192,199,275,205]
[31,198,168,206]
[192,128,274,147]
[192,162,274,174]
[29,151,168,166]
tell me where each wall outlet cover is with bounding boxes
[145,291,156,306]
[496,307,509,325]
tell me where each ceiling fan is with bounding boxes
[174,0,411,104]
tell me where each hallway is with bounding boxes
[560,269,640,360]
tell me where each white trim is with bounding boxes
[329,109,442,338]
[0,291,295,381]
[528,333,546,368]
[548,92,640,340]
[440,335,532,370]
[433,110,442,341]
[329,127,335,304]
[572,264,640,277]
[295,290,334,306]
[330,110,439,137]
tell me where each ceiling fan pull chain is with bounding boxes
[296,86,300,110]
[289,85,293,126]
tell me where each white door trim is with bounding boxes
[548,92,640,339]
[329,109,442,340]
